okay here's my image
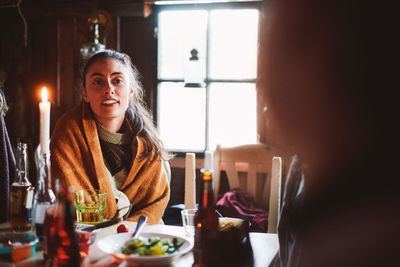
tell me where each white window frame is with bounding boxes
[154,1,262,155]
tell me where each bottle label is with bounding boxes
[25,189,34,209]
[35,203,55,224]
[9,190,23,214]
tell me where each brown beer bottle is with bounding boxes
[9,142,34,231]
[192,169,219,267]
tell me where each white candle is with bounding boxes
[185,153,196,209]
[39,87,50,154]
[204,150,214,171]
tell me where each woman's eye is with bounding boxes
[92,79,105,86]
[113,78,124,85]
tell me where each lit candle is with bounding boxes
[39,87,50,154]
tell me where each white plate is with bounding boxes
[113,190,131,218]
[97,232,193,266]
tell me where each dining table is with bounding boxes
[1,221,279,267]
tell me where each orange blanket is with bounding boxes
[50,102,170,224]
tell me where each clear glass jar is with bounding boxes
[32,152,56,241]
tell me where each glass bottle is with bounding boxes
[44,183,81,267]
[9,142,34,230]
[193,169,219,267]
[32,152,56,241]
[43,180,59,264]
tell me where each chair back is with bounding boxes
[162,160,172,184]
[213,144,286,233]
[184,153,196,209]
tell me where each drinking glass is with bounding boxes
[76,229,97,258]
[75,190,106,225]
[181,209,197,236]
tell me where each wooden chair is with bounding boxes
[213,144,286,233]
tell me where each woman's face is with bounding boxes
[83,58,133,128]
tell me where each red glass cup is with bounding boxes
[76,230,96,258]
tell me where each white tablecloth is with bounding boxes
[4,221,279,267]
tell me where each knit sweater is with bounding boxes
[50,101,170,224]
[96,121,133,189]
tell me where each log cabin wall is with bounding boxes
[0,0,156,183]
[1,0,287,205]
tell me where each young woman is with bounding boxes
[51,50,171,224]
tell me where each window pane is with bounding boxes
[209,83,257,149]
[209,9,259,79]
[158,10,207,80]
[158,82,206,151]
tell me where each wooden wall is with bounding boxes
[0,0,157,187]
[0,0,156,158]
[1,0,289,204]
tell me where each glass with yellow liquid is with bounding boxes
[75,190,106,225]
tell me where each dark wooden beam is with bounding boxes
[20,0,145,19]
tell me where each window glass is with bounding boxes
[158,10,207,80]
[209,82,257,149]
[209,9,259,79]
[158,82,206,151]
[157,6,259,152]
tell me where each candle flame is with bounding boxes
[41,87,48,103]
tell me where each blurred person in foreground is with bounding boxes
[50,50,171,224]
[260,0,400,266]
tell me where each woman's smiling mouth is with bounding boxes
[102,99,119,105]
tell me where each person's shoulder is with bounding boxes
[136,135,161,162]
[60,104,82,121]
[52,103,84,136]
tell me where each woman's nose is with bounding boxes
[104,81,115,95]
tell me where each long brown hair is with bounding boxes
[82,50,172,161]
